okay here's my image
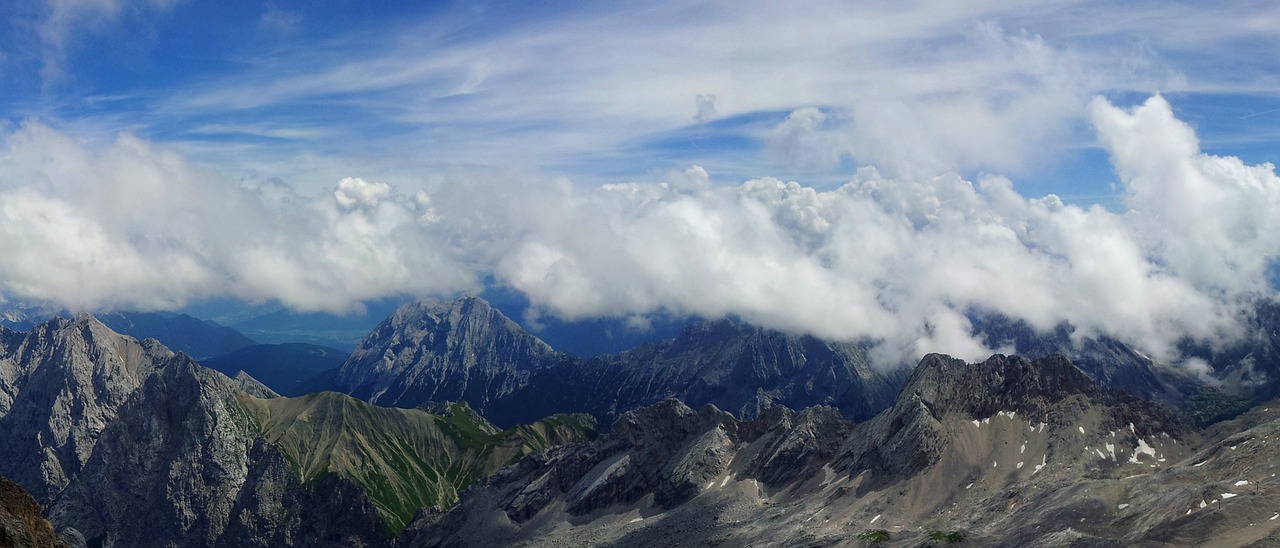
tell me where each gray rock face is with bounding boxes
[578,319,905,423]
[403,398,851,547]
[970,309,1279,418]
[335,297,905,427]
[834,354,1182,491]
[0,315,171,503]
[45,358,388,547]
[0,316,390,547]
[337,297,568,416]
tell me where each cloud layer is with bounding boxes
[1,95,1276,368]
[0,122,475,314]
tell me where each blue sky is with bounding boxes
[1,1,1279,366]
[3,1,1277,200]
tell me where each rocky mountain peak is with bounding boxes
[352,296,553,358]
[336,297,563,415]
[0,314,174,503]
[905,353,1100,420]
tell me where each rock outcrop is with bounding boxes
[0,476,66,548]
[0,315,172,503]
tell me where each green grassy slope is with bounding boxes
[236,392,594,533]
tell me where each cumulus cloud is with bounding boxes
[766,107,846,169]
[334,177,390,210]
[483,96,1279,367]
[0,122,475,313]
[1,95,1277,371]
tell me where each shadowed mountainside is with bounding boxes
[336,297,906,428]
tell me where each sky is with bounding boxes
[0,1,1278,368]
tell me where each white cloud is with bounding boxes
[0,95,1276,371]
[334,177,390,210]
[0,122,476,314]
[480,96,1279,367]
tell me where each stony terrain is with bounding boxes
[404,353,1280,547]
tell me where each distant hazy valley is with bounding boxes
[1,296,1279,547]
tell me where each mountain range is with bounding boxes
[406,353,1276,547]
[2,295,1280,546]
[0,314,592,546]
[335,297,906,428]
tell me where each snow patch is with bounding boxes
[720,475,731,488]
[1079,426,1085,434]
[1017,462,1024,469]
[1020,443,1026,454]
[1129,438,1156,464]
[1095,448,1107,459]
[966,482,974,489]
[1033,454,1046,474]
[1222,493,1238,499]
[870,514,881,525]
[993,461,998,468]
[819,465,837,487]
[972,420,981,428]
[1105,443,1116,461]
[1271,513,1279,521]
[983,417,990,424]
[629,517,643,524]
[1118,503,1129,510]
[1199,500,1207,508]
[1193,460,1208,467]
[1235,480,1250,487]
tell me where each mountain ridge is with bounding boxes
[0,314,594,546]
[335,297,906,428]
[404,352,1216,547]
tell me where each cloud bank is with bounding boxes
[0,122,475,314]
[1,95,1277,368]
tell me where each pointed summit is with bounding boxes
[335,297,566,417]
[0,315,174,503]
